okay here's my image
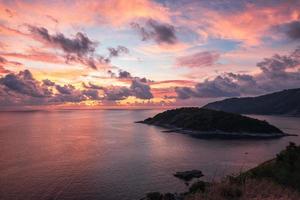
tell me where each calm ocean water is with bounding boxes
[0,110,299,200]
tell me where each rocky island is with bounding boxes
[137,108,289,139]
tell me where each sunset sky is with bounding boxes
[0,0,300,109]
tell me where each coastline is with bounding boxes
[136,122,296,139]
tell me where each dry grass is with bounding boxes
[185,178,300,200]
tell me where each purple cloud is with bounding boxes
[131,19,177,45]
[175,47,300,99]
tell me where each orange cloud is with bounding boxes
[150,80,196,88]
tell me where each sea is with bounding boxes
[0,110,299,200]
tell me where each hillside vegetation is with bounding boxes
[204,88,300,116]
[142,143,300,200]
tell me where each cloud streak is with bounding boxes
[176,51,220,68]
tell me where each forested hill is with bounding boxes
[204,88,300,116]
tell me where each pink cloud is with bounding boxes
[175,1,300,46]
[0,65,10,74]
[1,51,65,64]
[176,51,220,68]
[0,0,171,29]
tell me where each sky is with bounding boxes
[0,0,300,109]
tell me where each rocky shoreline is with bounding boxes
[137,108,293,139]
[144,124,293,139]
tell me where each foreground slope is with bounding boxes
[138,108,286,139]
[142,143,300,200]
[241,142,300,191]
[204,88,300,116]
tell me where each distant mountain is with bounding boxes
[137,107,287,139]
[203,88,300,116]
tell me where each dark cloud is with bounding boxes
[55,84,75,95]
[108,46,129,57]
[82,89,100,100]
[175,74,259,99]
[83,79,153,100]
[276,20,300,41]
[194,76,242,97]
[118,70,132,79]
[104,87,131,101]
[86,78,154,100]
[28,26,128,69]
[147,19,177,44]
[131,19,177,44]
[0,69,154,106]
[29,26,97,56]
[109,70,152,83]
[0,70,52,98]
[175,47,300,99]
[175,76,241,99]
[82,82,104,90]
[257,53,299,73]
[285,21,300,40]
[0,70,86,105]
[28,26,99,69]
[130,79,153,99]
[50,92,86,103]
[138,77,149,83]
[174,87,196,99]
[42,79,55,86]
[176,51,220,68]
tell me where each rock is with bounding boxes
[174,170,204,181]
[142,192,178,200]
[163,193,176,200]
[144,192,162,200]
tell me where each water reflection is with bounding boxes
[0,110,299,200]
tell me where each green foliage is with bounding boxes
[242,142,300,191]
[188,181,207,194]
